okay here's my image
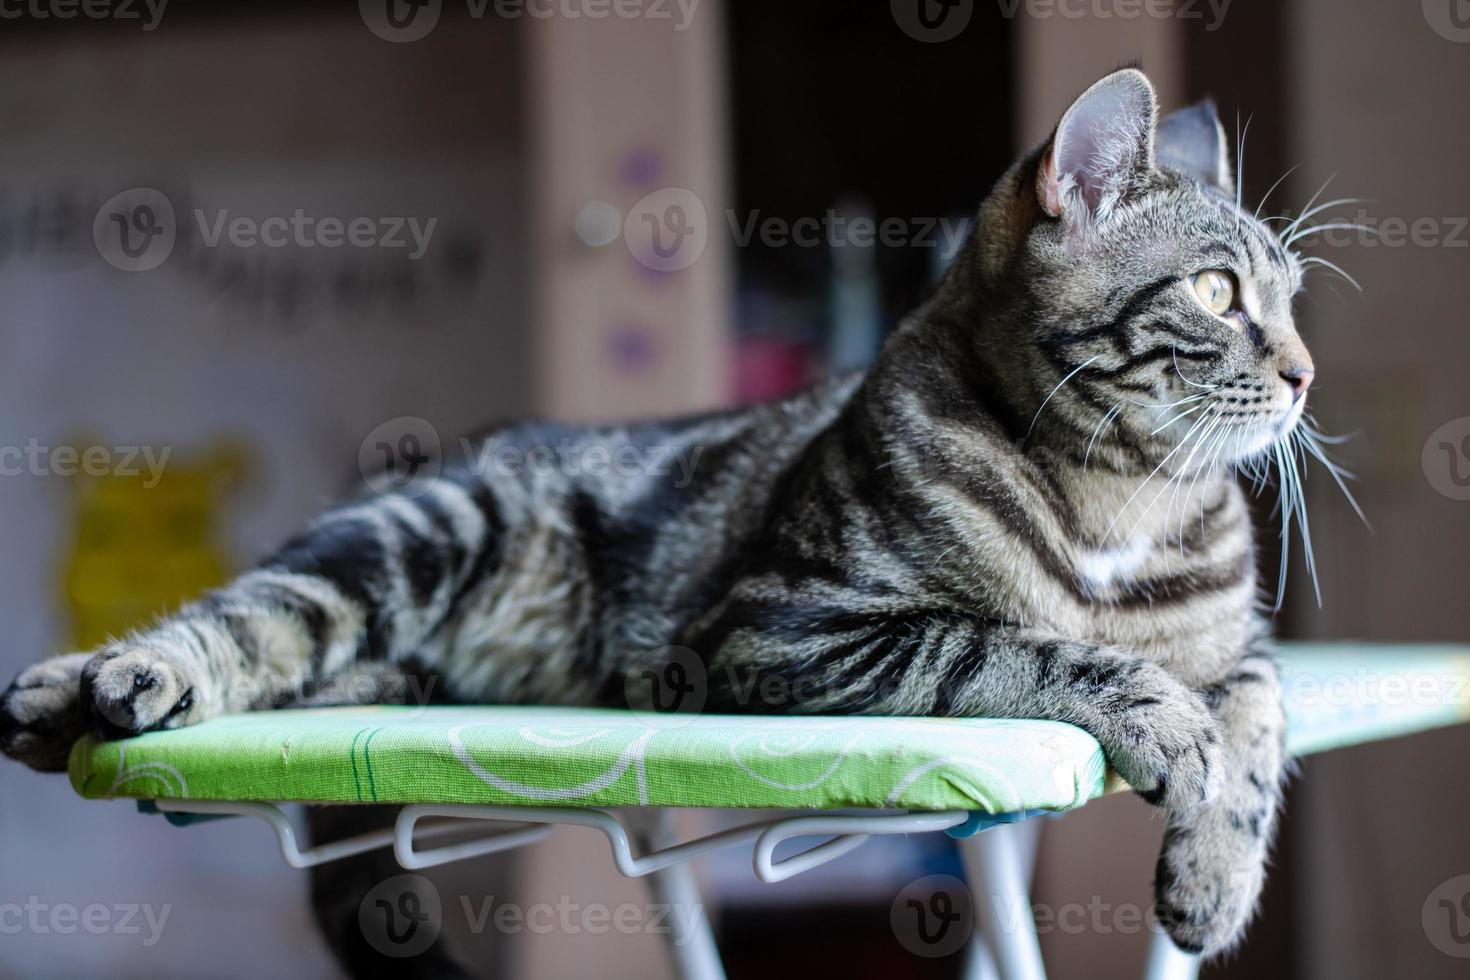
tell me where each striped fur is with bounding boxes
[2,70,1305,962]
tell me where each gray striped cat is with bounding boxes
[2,69,1319,962]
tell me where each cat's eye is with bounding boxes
[1191,269,1236,317]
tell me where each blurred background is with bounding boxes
[1,1,1468,977]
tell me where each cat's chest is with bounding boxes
[1074,538,1155,593]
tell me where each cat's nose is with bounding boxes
[1280,366,1315,401]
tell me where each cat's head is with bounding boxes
[965,68,1314,475]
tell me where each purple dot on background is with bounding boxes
[607,323,661,374]
[618,147,664,190]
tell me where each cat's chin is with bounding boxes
[1227,404,1307,464]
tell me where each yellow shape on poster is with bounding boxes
[59,442,248,650]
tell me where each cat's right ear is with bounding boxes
[1037,68,1158,226]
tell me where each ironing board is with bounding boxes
[65,643,1470,980]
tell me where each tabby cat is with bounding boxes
[2,69,1319,965]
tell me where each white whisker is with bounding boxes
[1172,348,1216,389]
[1084,404,1121,472]
[1151,401,1206,435]
[1255,163,1301,219]
[1025,355,1100,442]
[1299,255,1362,291]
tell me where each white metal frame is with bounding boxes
[148,799,1198,980]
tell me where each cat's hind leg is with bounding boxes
[0,653,92,772]
[1,471,507,769]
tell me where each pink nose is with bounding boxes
[1280,367,1314,401]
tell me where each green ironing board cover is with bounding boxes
[66,643,1470,812]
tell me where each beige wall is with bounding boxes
[0,17,533,979]
[528,3,732,421]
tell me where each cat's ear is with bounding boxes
[1156,97,1234,196]
[1038,68,1158,224]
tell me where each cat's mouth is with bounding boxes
[1205,398,1308,465]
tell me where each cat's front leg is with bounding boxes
[704,611,1226,814]
[1154,645,1288,956]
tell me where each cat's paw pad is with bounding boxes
[0,653,92,772]
[1116,690,1225,814]
[80,645,198,738]
[1154,827,1264,957]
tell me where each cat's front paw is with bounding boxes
[80,642,201,739]
[0,653,92,771]
[1154,821,1265,956]
[1109,678,1225,814]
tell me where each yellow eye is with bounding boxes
[1191,269,1236,316]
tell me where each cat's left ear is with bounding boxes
[1155,97,1235,196]
[1038,68,1158,224]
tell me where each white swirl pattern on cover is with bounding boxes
[728,729,865,791]
[449,724,654,804]
[882,755,1021,812]
[515,727,614,749]
[109,745,190,799]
